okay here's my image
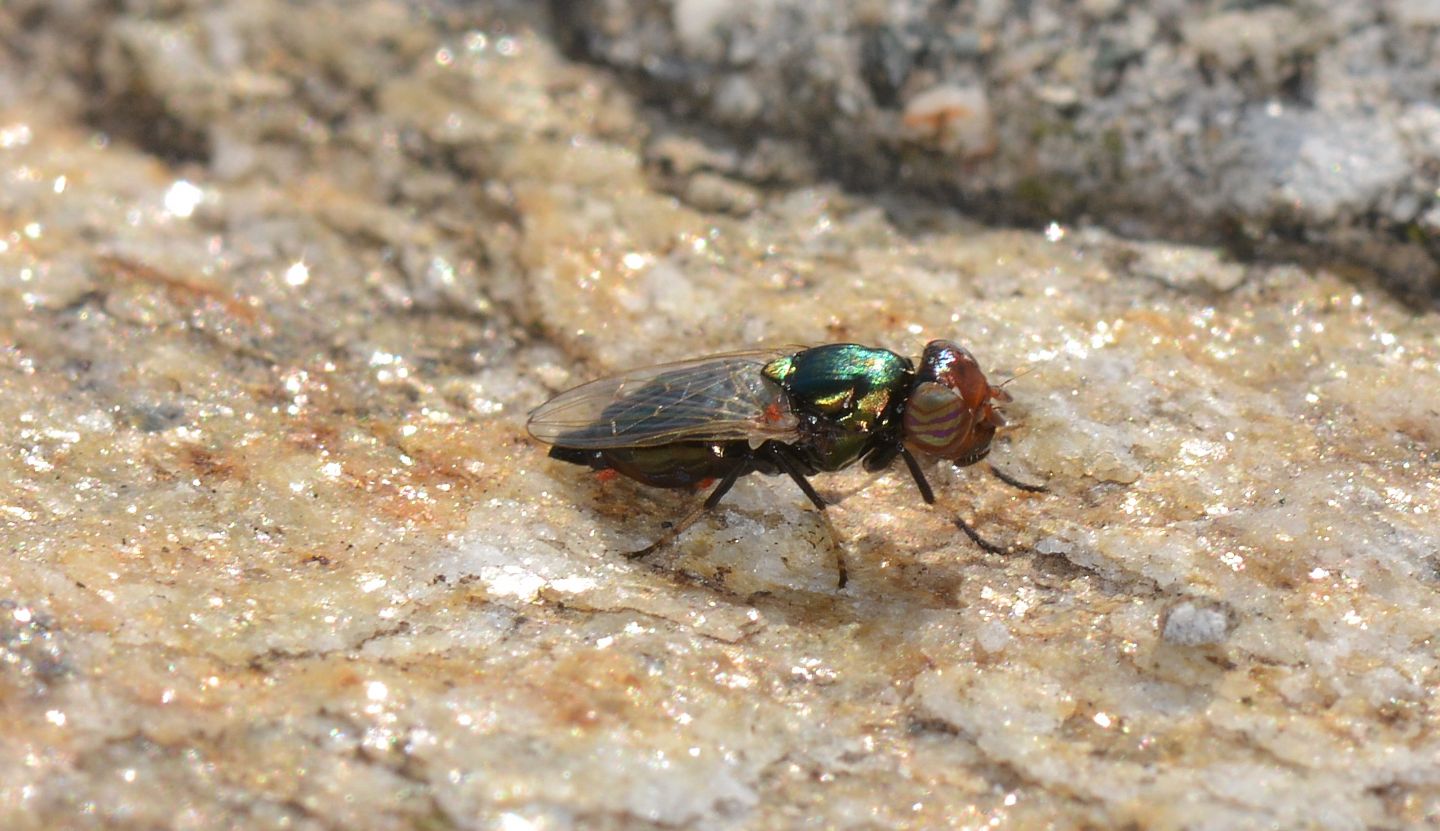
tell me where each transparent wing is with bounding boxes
[527,349,801,448]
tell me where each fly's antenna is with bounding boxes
[988,364,1048,493]
[997,364,1036,390]
[990,365,1034,408]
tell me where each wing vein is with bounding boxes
[527,349,800,448]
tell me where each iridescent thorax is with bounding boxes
[762,344,913,472]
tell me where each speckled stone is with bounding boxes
[0,2,1438,830]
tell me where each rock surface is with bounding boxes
[0,2,1438,829]
[555,0,1440,301]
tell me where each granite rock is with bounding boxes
[0,2,1437,829]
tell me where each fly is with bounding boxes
[527,340,1042,586]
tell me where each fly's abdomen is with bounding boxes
[550,442,750,488]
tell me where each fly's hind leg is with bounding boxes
[626,465,744,560]
[812,509,848,589]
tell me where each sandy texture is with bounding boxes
[0,2,1438,829]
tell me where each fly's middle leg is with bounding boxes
[760,444,825,511]
[764,445,848,588]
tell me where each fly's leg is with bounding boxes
[814,509,848,589]
[896,453,1037,554]
[989,464,1048,493]
[766,446,848,588]
[766,447,827,511]
[899,448,936,505]
[626,465,744,560]
[954,515,1007,555]
[904,449,1007,554]
[956,463,1049,554]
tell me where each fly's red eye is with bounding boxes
[902,382,975,456]
[908,340,1006,466]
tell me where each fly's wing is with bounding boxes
[527,350,801,448]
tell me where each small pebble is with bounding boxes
[1161,601,1231,647]
[976,620,1012,654]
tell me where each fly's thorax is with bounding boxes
[765,344,913,471]
[765,344,913,427]
[901,339,1007,467]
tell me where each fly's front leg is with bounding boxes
[899,447,936,504]
[899,451,1038,555]
[988,464,1048,493]
[953,463,1047,555]
[954,515,1007,555]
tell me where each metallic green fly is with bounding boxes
[528,340,1037,586]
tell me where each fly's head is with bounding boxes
[901,340,1010,467]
